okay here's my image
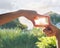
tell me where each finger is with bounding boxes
[43,27,51,31]
[44,31,52,37]
[49,24,57,30]
[30,18,36,26]
[47,33,55,37]
[44,32,54,37]
[43,29,52,33]
[37,14,44,17]
[43,28,53,34]
[43,29,55,37]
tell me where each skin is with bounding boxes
[43,23,60,48]
[0,10,40,25]
[0,9,60,48]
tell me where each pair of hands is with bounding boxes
[18,10,40,26]
[18,10,60,37]
[43,23,60,37]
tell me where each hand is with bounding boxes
[18,10,41,26]
[43,23,60,37]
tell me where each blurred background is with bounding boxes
[0,0,60,48]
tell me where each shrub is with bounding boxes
[36,36,56,48]
[0,28,38,48]
[0,28,57,48]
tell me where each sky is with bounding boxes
[0,0,60,14]
[0,0,60,29]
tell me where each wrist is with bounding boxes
[15,10,25,16]
[56,31,60,40]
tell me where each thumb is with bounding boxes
[31,19,35,26]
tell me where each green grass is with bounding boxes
[0,28,56,48]
[0,28,38,48]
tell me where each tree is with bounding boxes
[49,13,60,25]
[0,19,27,30]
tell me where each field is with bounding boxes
[0,28,56,48]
